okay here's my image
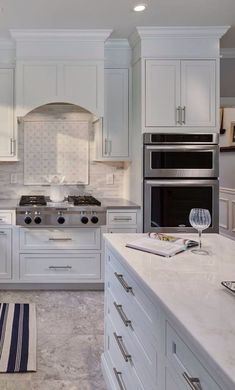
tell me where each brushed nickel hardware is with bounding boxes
[0,218,5,221]
[182,106,186,124]
[48,238,72,241]
[113,368,126,390]
[48,265,72,270]
[114,302,132,327]
[182,372,201,390]
[113,332,131,362]
[0,231,6,235]
[10,138,16,155]
[104,138,108,155]
[113,217,132,221]
[114,272,133,293]
[176,106,181,124]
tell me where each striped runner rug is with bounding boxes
[0,303,36,373]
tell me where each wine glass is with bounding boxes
[189,208,211,255]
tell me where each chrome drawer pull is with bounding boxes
[48,265,72,270]
[0,231,6,235]
[114,272,133,293]
[114,302,132,327]
[49,238,72,241]
[182,106,186,124]
[113,332,131,362]
[0,218,5,221]
[113,217,132,221]
[176,106,182,124]
[113,368,126,390]
[182,372,201,390]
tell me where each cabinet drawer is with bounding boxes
[166,322,222,390]
[20,228,101,250]
[106,289,158,389]
[104,317,144,390]
[0,211,14,225]
[107,212,137,226]
[107,228,137,233]
[20,253,101,281]
[106,250,161,344]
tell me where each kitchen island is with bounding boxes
[102,233,235,390]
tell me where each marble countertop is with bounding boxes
[0,198,140,210]
[104,233,235,389]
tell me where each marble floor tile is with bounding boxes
[0,291,106,390]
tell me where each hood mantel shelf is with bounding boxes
[11,28,112,117]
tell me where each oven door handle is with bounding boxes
[145,179,217,186]
[145,145,217,151]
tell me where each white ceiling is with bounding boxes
[0,0,234,47]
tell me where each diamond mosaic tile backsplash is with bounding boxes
[0,104,126,199]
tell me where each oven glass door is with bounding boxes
[144,180,219,233]
[144,145,218,178]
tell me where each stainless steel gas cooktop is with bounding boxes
[16,195,106,227]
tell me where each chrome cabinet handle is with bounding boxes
[182,372,201,390]
[104,138,108,155]
[0,218,5,221]
[113,368,126,390]
[0,231,6,235]
[176,106,182,125]
[113,217,132,221]
[113,332,131,362]
[48,265,72,270]
[114,272,133,293]
[10,138,16,155]
[182,106,186,124]
[49,238,72,241]
[114,302,132,327]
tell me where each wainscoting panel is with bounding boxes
[220,187,235,239]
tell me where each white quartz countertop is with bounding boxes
[0,199,18,209]
[104,233,235,389]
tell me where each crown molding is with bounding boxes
[221,48,235,58]
[129,26,230,48]
[10,29,112,42]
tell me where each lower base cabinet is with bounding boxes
[0,228,12,279]
[102,245,225,390]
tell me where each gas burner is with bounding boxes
[19,195,47,206]
[68,195,101,206]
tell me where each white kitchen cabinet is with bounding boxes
[95,68,129,160]
[146,60,180,127]
[0,229,12,279]
[15,61,104,117]
[0,69,15,160]
[145,59,216,129]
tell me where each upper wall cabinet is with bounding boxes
[95,68,129,160]
[0,69,15,160]
[145,59,216,129]
[15,61,104,116]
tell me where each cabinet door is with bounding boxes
[145,60,181,127]
[0,229,11,279]
[181,60,216,127]
[104,68,129,158]
[0,69,14,158]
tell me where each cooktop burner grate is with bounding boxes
[68,195,101,206]
[19,195,47,206]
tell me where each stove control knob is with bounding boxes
[24,216,32,225]
[81,216,89,224]
[57,216,65,225]
[91,216,99,224]
[34,216,42,224]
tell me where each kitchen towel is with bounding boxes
[0,303,36,373]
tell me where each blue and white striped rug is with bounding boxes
[0,303,36,373]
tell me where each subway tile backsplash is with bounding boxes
[0,104,126,200]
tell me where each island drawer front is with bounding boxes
[104,316,145,390]
[106,250,161,343]
[20,253,101,281]
[106,288,158,389]
[107,212,137,226]
[19,228,101,250]
[0,211,14,225]
[166,322,222,390]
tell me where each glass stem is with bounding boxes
[198,230,202,249]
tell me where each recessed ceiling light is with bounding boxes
[133,3,147,12]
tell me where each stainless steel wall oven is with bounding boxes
[143,133,219,233]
